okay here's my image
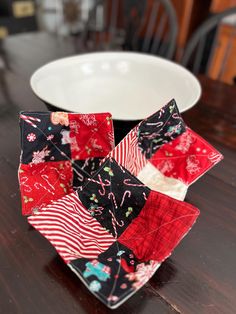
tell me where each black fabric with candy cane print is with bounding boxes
[72,157,103,189]
[138,99,186,159]
[77,157,151,238]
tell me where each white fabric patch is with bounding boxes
[137,162,188,201]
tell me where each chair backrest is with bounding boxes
[83,0,178,60]
[181,7,236,77]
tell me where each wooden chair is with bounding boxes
[181,7,236,84]
[81,0,178,60]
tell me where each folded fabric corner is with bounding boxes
[109,99,223,200]
[18,111,115,215]
[28,157,199,308]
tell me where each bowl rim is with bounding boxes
[30,51,202,120]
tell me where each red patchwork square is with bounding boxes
[118,190,199,263]
[68,113,114,160]
[19,161,73,215]
[150,128,223,185]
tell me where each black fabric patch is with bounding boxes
[77,158,151,238]
[138,99,186,159]
[20,112,71,164]
[70,242,138,308]
[72,157,102,189]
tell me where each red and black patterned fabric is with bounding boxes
[19,112,114,215]
[78,158,151,238]
[21,99,223,308]
[28,158,199,309]
[109,99,223,200]
[138,99,186,158]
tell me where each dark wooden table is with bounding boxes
[0,32,236,314]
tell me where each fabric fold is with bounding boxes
[28,157,199,308]
[19,111,115,215]
[109,99,223,200]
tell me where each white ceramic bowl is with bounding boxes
[30,52,201,121]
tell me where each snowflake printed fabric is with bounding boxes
[18,112,115,215]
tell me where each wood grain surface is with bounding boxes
[0,32,235,314]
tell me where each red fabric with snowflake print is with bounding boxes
[149,128,223,185]
[68,113,114,160]
[19,161,73,215]
[118,190,199,263]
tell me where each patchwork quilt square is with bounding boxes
[109,99,223,200]
[118,189,198,262]
[77,158,151,238]
[23,99,223,309]
[28,192,116,263]
[19,161,73,216]
[19,111,115,215]
[28,157,199,308]
[137,99,186,159]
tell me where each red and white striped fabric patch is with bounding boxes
[28,192,116,264]
[111,125,147,176]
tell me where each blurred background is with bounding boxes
[0,0,235,86]
[1,0,235,147]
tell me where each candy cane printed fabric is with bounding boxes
[24,99,222,308]
[19,112,114,215]
[28,157,199,308]
[109,99,223,200]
